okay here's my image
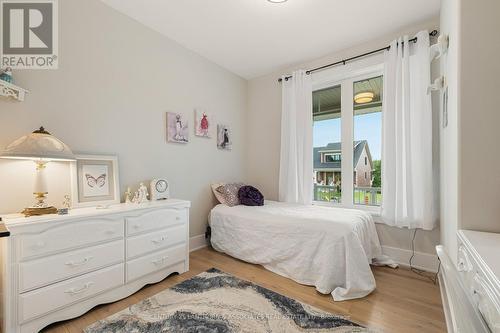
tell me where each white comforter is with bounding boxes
[210,201,383,301]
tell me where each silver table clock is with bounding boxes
[150,178,169,200]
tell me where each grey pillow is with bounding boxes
[216,183,245,207]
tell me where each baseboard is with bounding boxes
[189,234,208,252]
[382,245,440,273]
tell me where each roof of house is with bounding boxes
[313,140,369,170]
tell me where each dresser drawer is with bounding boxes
[19,264,124,323]
[126,208,186,236]
[472,274,500,332]
[18,217,124,260]
[127,225,186,259]
[126,244,186,282]
[19,240,124,292]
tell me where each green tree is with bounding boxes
[372,160,381,187]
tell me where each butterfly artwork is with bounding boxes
[81,164,110,198]
[85,173,106,188]
[71,155,120,208]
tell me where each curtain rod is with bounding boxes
[278,30,438,83]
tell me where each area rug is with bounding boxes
[84,268,368,333]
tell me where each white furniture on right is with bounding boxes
[438,230,500,333]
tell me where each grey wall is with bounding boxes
[0,0,248,237]
[246,19,441,255]
[459,0,500,233]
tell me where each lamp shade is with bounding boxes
[0,127,75,161]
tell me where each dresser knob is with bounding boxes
[151,236,167,244]
[65,256,93,267]
[176,216,181,221]
[64,282,94,295]
[151,256,169,265]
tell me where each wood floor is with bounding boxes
[43,247,446,333]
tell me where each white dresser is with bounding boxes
[438,230,500,333]
[0,199,190,333]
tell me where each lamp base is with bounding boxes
[22,206,58,217]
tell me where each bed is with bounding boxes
[209,200,386,301]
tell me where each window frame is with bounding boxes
[312,64,383,214]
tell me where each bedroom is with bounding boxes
[0,0,498,332]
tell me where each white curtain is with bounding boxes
[381,31,437,230]
[279,70,313,205]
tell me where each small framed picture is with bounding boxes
[194,109,213,138]
[166,112,189,143]
[70,154,120,208]
[217,124,232,150]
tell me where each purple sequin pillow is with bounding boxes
[238,186,264,206]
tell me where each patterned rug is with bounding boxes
[84,268,368,333]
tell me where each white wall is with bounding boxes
[0,0,248,237]
[439,0,460,264]
[439,0,500,264]
[247,19,441,255]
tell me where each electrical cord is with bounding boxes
[409,228,441,284]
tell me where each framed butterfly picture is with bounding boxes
[69,154,120,208]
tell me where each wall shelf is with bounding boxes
[0,80,28,101]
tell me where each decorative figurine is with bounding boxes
[0,67,13,84]
[137,182,149,203]
[58,195,71,215]
[63,195,71,209]
[131,190,139,204]
[125,187,132,204]
[130,183,149,204]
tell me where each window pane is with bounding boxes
[353,76,382,206]
[313,84,342,203]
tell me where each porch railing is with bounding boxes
[314,184,341,203]
[353,186,382,206]
[314,184,382,206]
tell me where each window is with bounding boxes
[353,76,382,206]
[313,84,341,203]
[313,71,383,208]
[324,153,341,162]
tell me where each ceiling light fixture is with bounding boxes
[354,91,375,104]
[267,0,288,3]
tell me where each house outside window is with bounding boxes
[313,70,382,208]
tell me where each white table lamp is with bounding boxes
[0,127,75,216]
